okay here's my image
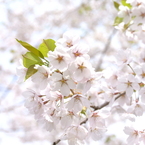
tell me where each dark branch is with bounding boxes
[53,92,125,144]
[90,92,125,111]
[80,118,88,125]
[52,139,61,145]
[80,92,125,125]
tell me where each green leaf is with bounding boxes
[124,22,131,30]
[16,39,44,58]
[113,1,120,11]
[25,65,38,80]
[38,39,56,57]
[43,39,56,52]
[113,16,123,26]
[22,52,44,68]
[38,41,49,57]
[105,135,116,143]
[80,107,86,115]
[121,0,132,9]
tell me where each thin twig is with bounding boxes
[95,28,116,71]
[52,92,125,144]
[0,75,17,99]
[80,118,88,125]
[52,139,61,145]
[80,92,125,125]
[90,92,125,111]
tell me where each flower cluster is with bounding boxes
[17,1,145,144]
[124,126,145,145]
[115,0,145,43]
[18,31,108,144]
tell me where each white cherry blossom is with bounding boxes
[48,47,71,71]
[17,20,145,145]
[60,111,75,128]
[22,90,44,118]
[56,31,80,49]
[69,43,90,60]
[66,94,90,113]
[69,57,95,82]
[124,126,140,144]
[51,72,76,96]
[115,49,132,66]
[88,127,107,141]
[31,65,51,90]
[118,6,131,23]
[132,5,145,24]
[127,0,145,7]
[66,125,88,140]
[134,64,145,83]
[139,87,145,103]
[127,100,145,116]
[117,74,140,96]
[88,111,106,129]
[16,66,27,82]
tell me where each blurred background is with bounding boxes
[0,0,132,144]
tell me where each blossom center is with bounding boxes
[73,51,82,57]
[140,12,145,19]
[141,72,145,78]
[42,72,49,78]
[59,77,68,86]
[77,63,86,72]
[66,41,73,47]
[136,2,142,7]
[56,55,64,63]
[126,81,132,87]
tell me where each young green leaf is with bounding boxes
[38,39,56,57]
[121,0,132,9]
[113,1,120,11]
[113,16,124,26]
[16,39,44,58]
[25,65,38,80]
[38,41,49,57]
[44,39,56,51]
[22,52,44,68]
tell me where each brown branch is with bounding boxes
[53,92,125,144]
[52,139,61,145]
[90,92,125,111]
[80,118,88,125]
[80,92,125,125]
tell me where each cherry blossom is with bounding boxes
[17,6,145,143]
[66,94,90,114]
[56,31,80,49]
[132,5,145,24]
[118,5,131,23]
[115,49,132,66]
[69,57,95,82]
[127,100,145,116]
[48,47,71,71]
[31,65,51,90]
[69,43,90,60]
[50,72,76,96]
[16,66,27,83]
[124,126,140,144]
[139,87,145,103]
[66,125,88,140]
[117,74,140,96]
[88,127,107,141]
[88,111,106,129]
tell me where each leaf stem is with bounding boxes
[127,64,136,75]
